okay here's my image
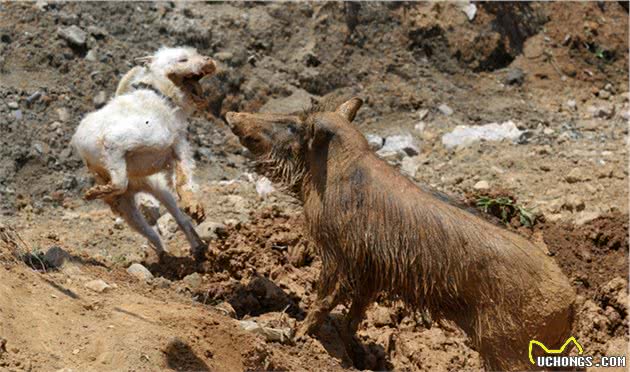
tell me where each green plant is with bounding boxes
[476,196,536,227]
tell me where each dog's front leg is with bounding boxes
[173,139,205,223]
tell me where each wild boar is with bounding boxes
[225,98,575,371]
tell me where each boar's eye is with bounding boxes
[287,124,297,135]
[178,57,188,63]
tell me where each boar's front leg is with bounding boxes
[296,275,344,339]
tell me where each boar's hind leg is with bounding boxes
[340,295,373,367]
[296,280,344,338]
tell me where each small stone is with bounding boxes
[7,101,18,109]
[44,246,71,268]
[26,91,41,105]
[365,134,384,151]
[127,263,154,282]
[563,195,585,212]
[461,2,477,21]
[473,180,490,191]
[183,272,202,290]
[255,177,274,198]
[214,301,237,318]
[543,128,555,135]
[57,25,87,47]
[566,99,577,110]
[377,134,420,157]
[85,49,98,62]
[157,214,178,240]
[196,220,228,241]
[590,105,615,119]
[56,107,70,122]
[598,89,611,100]
[84,279,110,293]
[565,168,587,183]
[371,304,394,327]
[575,211,601,226]
[417,108,429,120]
[400,156,420,178]
[414,122,426,134]
[93,91,107,108]
[152,277,171,289]
[214,52,233,62]
[113,217,124,230]
[504,68,525,86]
[438,103,453,116]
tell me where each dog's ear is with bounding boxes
[134,55,153,66]
[335,97,363,122]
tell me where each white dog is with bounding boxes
[71,46,216,261]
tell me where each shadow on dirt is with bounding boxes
[164,337,211,372]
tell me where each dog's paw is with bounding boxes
[184,201,206,223]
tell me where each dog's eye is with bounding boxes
[287,125,297,135]
[179,58,188,63]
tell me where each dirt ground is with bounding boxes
[0,2,628,371]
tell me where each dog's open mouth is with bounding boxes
[181,73,205,104]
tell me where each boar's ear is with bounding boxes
[308,121,334,151]
[335,97,363,122]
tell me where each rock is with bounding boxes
[598,89,611,100]
[7,101,18,109]
[44,246,71,268]
[239,319,293,343]
[473,180,490,191]
[438,103,453,116]
[87,25,107,39]
[566,99,577,110]
[565,168,588,183]
[259,89,318,114]
[461,2,477,21]
[441,121,523,149]
[376,134,419,158]
[127,263,154,282]
[137,194,162,226]
[574,211,601,226]
[182,272,202,290]
[57,25,87,47]
[365,134,384,151]
[542,127,555,135]
[157,214,178,239]
[417,108,429,120]
[400,156,421,177]
[414,122,426,134]
[152,277,171,289]
[563,195,585,211]
[504,68,525,86]
[113,217,124,230]
[589,105,615,119]
[255,177,274,198]
[85,49,98,62]
[85,279,110,293]
[214,301,237,318]
[371,304,394,327]
[26,91,41,105]
[225,194,248,212]
[93,91,107,108]
[621,110,630,121]
[196,220,227,241]
[56,107,70,122]
[13,110,22,121]
[214,52,233,62]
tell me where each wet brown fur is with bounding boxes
[226,98,575,371]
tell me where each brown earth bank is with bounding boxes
[0,1,628,371]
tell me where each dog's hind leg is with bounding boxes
[84,148,129,201]
[108,194,166,258]
[144,176,207,262]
